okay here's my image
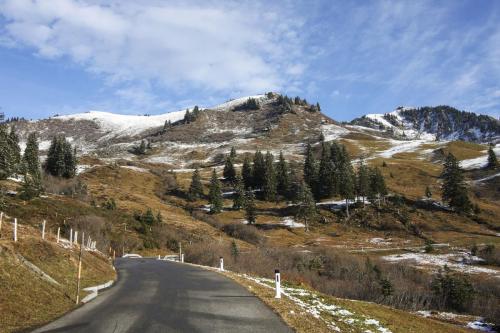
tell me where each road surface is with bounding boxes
[34,258,291,333]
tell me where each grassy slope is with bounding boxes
[0,223,115,333]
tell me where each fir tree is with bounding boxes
[317,142,334,199]
[8,126,21,172]
[297,182,317,232]
[223,155,236,183]
[368,167,387,208]
[0,125,12,179]
[252,150,266,189]
[230,240,239,260]
[184,109,192,124]
[45,136,77,178]
[232,175,245,210]
[303,143,317,192]
[288,168,302,202]
[229,147,237,160]
[21,132,42,196]
[192,105,200,118]
[441,153,471,213]
[356,159,370,206]
[244,190,257,224]
[316,102,321,112]
[242,154,253,189]
[276,151,290,198]
[338,158,355,217]
[143,208,156,226]
[486,145,498,169]
[188,169,204,201]
[208,169,223,213]
[263,151,277,201]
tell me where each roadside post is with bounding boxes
[42,220,46,240]
[70,228,73,246]
[13,218,17,242]
[57,227,60,243]
[275,269,281,299]
[75,232,84,304]
[181,253,185,263]
[0,212,3,236]
[219,257,224,271]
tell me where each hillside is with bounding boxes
[350,106,500,143]
[1,93,500,332]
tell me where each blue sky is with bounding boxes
[0,0,499,121]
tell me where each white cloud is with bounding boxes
[0,0,306,97]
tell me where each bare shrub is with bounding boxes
[42,174,88,199]
[68,215,112,250]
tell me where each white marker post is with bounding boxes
[57,227,60,243]
[42,220,46,240]
[181,253,185,263]
[74,231,78,245]
[13,218,18,242]
[275,269,281,299]
[219,257,224,271]
[0,212,3,236]
[70,228,73,246]
[179,242,182,262]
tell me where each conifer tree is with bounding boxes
[317,142,334,199]
[232,175,245,210]
[338,159,355,217]
[188,168,204,201]
[21,132,42,197]
[486,145,498,169]
[242,154,253,189]
[230,240,239,260]
[0,125,12,179]
[229,147,237,160]
[223,155,236,183]
[252,150,266,189]
[303,143,317,192]
[45,136,77,178]
[184,109,191,124]
[288,168,302,203]
[208,169,223,213]
[368,167,387,208]
[263,151,277,201]
[297,182,317,232]
[441,153,471,213]
[192,105,200,118]
[244,190,257,224]
[276,151,290,198]
[356,159,370,206]
[8,127,21,172]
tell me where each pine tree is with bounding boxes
[288,168,302,202]
[338,159,355,217]
[297,182,317,232]
[242,154,253,189]
[317,142,334,199]
[252,150,266,189]
[192,105,200,118]
[229,147,237,160]
[330,141,343,194]
[486,145,498,169]
[22,132,42,196]
[223,155,236,183]
[208,169,223,213]
[368,167,387,208]
[303,143,317,192]
[263,151,277,201]
[356,159,370,206]
[188,169,204,201]
[316,102,321,112]
[244,190,257,224]
[233,175,246,210]
[441,153,471,213]
[45,136,74,178]
[184,109,192,124]
[276,151,290,198]
[0,125,12,179]
[8,126,21,172]
[425,186,432,199]
[230,240,239,260]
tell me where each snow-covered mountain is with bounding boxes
[350,106,500,143]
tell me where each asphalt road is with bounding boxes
[34,259,292,333]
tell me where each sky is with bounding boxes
[0,0,499,121]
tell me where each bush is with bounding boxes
[431,266,475,312]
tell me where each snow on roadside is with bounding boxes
[415,311,497,333]
[382,252,500,278]
[238,274,392,333]
[467,320,497,332]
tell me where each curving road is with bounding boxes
[33,258,291,333]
